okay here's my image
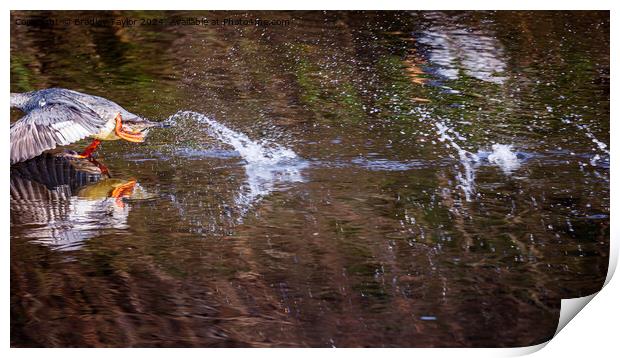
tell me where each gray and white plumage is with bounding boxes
[11,152,128,251]
[10,88,156,164]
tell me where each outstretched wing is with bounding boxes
[10,103,108,164]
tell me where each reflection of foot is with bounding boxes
[110,180,137,208]
[62,150,110,177]
[85,156,111,178]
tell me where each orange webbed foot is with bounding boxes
[79,139,102,158]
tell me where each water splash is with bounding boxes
[560,115,609,184]
[173,111,307,217]
[579,125,609,155]
[486,144,521,175]
[435,122,479,201]
[561,116,610,156]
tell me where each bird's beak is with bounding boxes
[117,129,145,143]
[114,114,145,142]
[141,120,174,131]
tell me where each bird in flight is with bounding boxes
[10,88,168,165]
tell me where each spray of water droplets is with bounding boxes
[172,111,308,218]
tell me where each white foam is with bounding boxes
[487,144,521,175]
[435,122,479,201]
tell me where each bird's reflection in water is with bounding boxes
[10,151,150,251]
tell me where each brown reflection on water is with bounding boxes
[11,10,609,347]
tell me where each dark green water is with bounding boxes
[10,11,609,347]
